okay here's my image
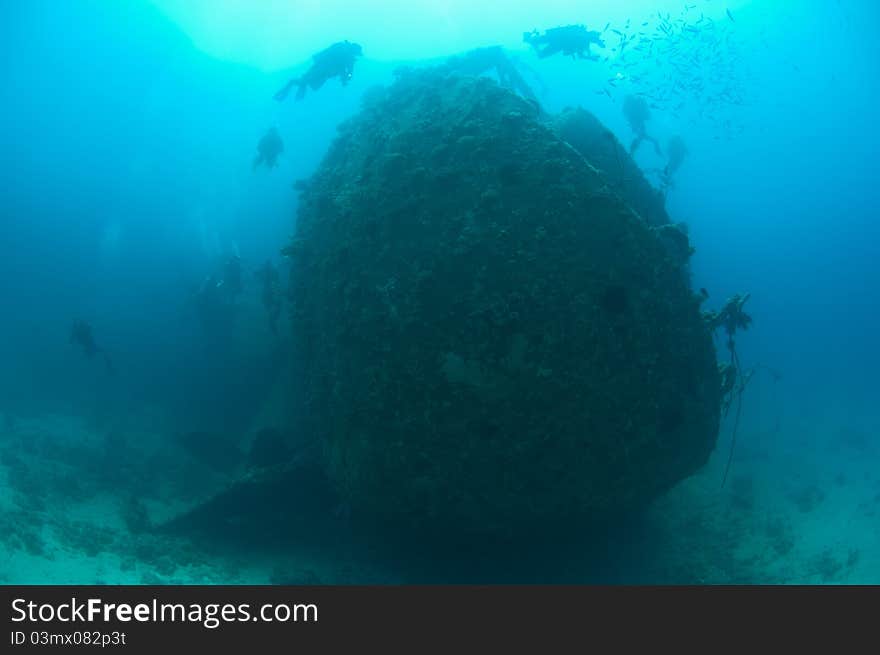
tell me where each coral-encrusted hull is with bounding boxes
[288,69,721,538]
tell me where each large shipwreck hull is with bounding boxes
[288,68,721,538]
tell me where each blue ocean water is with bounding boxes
[0,0,877,583]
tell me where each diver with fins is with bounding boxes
[660,135,688,198]
[623,94,663,157]
[274,40,363,101]
[70,319,115,375]
[253,127,284,170]
[523,24,605,60]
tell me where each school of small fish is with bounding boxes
[589,1,749,140]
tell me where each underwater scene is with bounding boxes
[0,0,877,585]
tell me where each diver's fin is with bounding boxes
[629,135,642,156]
[273,78,297,102]
[649,136,663,157]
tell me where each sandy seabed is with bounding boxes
[1,402,877,585]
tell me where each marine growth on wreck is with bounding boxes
[286,62,722,538]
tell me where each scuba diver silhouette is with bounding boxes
[70,319,115,375]
[623,94,662,157]
[274,41,363,101]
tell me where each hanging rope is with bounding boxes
[704,293,753,488]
